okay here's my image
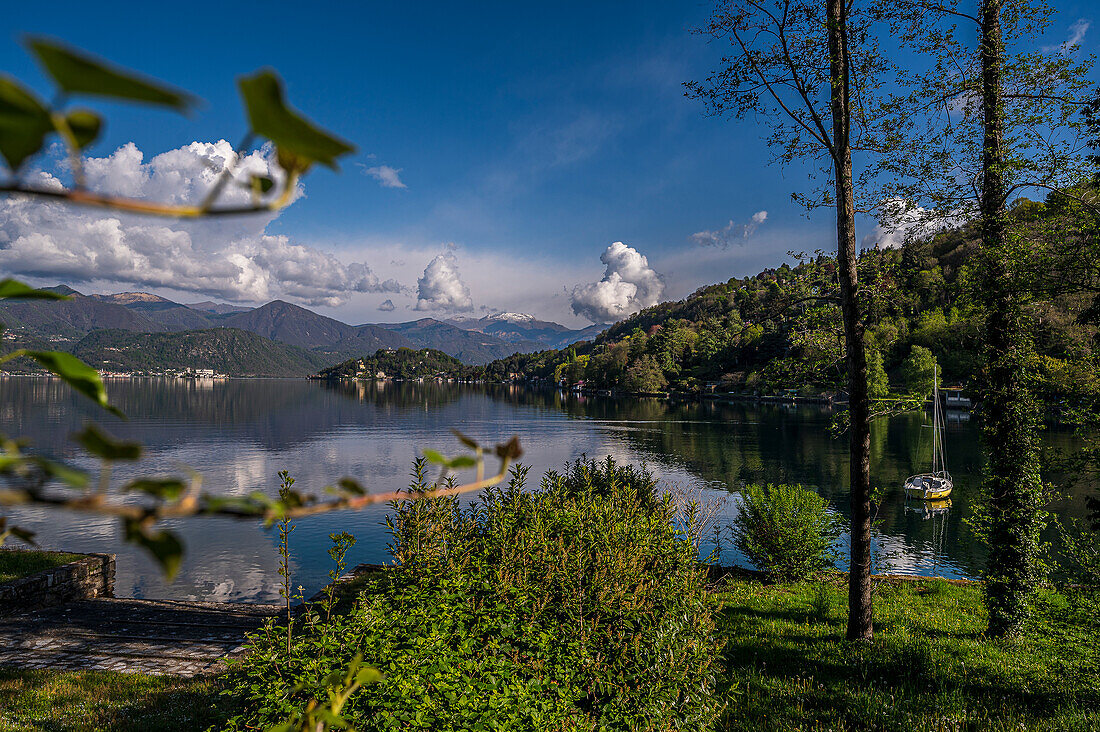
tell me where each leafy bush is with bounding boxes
[226,458,723,731]
[867,347,889,399]
[546,454,658,508]
[899,345,939,399]
[384,457,464,567]
[731,483,842,582]
[1058,518,1100,586]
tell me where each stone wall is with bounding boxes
[0,553,115,615]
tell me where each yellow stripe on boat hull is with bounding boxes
[905,486,953,501]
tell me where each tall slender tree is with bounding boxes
[976,0,1042,639]
[687,0,885,639]
[875,0,1092,635]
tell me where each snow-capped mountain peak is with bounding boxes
[485,312,535,323]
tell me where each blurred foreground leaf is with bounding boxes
[0,77,52,170]
[0,517,36,547]
[124,518,183,580]
[27,456,90,488]
[27,38,195,111]
[0,279,70,300]
[24,351,121,417]
[124,478,187,501]
[238,70,354,171]
[64,108,102,149]
[75,424,141,461]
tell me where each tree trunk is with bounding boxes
[979,0,1042,637]
[829,0,874,642]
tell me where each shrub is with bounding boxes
[226,459,723,731]
[899,345,939,399]
[867,347,889,399]
[384,457,464,566]
[731,483,842,582]
[1058,518,1100,586]
[545,454,658,508]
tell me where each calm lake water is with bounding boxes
[3,378,1093,602]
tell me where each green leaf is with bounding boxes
[449,455,477,469]
[203,492,273,517]
[494,436,523,461]
[27,38,195,111]
[124,478,186,501]
[250,174,275,194]
[123,518,183,580]
[28,456,90,488]
[64,108,102,149]
[7,525,36,546]
[0,455,23,472]
[422,449,447,465]
[0,76,52,170]
[74,424,141,461]
[356,666,384,685]
[337,477,365,496]
[238,70,354,170]
[451,429,480,450]
[0,279,71,300]
[24,351,121,416]
[278,489,305,510]
[0,518,37,547]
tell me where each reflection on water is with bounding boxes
[2,377,1092,602]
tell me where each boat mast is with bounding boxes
[931,364,940,475]
[938,365,948,476]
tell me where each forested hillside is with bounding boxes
[317,347,477,380]
[72,329,331,377]
[483,198,1100,410]
[0,289,541,366]
[374,319,537,364]
[0,286,165,338]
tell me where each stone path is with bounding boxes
[0,597,281,677]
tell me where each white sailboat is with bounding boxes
[904,364,953,501]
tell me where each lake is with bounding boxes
[2,377,1092,602]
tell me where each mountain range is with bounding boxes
[0,286,603,375]
[445,312,605,350]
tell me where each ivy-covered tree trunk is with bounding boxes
[829,0,873,642]
[978,0,1043,637]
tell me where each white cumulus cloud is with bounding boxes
[413,252,473,312]
[377,299,396,312]
[0,141,401,307]
[691,210,768,247]
[862,199,969,249]
[363,165,407,189]
[1044,19,1089,54]
[570,241,664,324]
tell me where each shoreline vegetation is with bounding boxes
[2,572,1095,731]
[0,550,85,586]
[311,367,954,410]
[0,369,950,412]
[213,458,1098,730]
[304,211,1100,421]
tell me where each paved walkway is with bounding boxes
[0,597,281,677]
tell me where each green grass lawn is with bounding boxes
[0,669,229,732]
[1,575,1095,731]
[714,575,1100,731]
[0,550,85,584]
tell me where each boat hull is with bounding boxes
[904,473,953,501]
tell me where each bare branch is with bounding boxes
[0,178,298,218]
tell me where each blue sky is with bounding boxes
[2,1,1097,326]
